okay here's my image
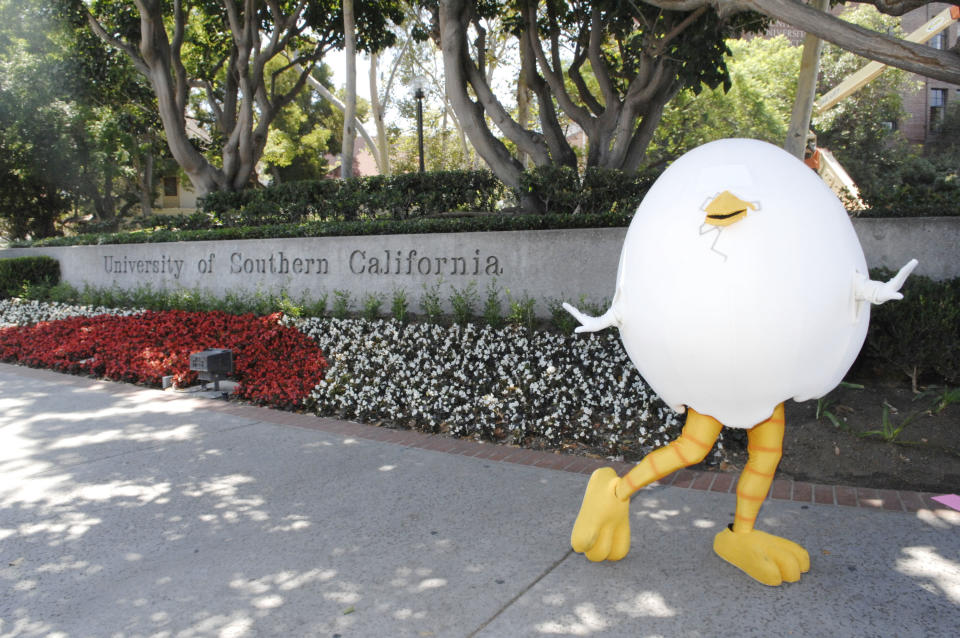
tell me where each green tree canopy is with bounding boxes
[85,0,404,195]
[812,4,914,203]
[649,35,801,166]
[0,0,161,239]
[426,0,767,211]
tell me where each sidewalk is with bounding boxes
[1,362,958,637]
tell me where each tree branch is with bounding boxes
[437,0,526,190]
[294,61,380,163]
[83,8,149,77]
[171,0,190,118]
[568,39,604,115]
[622,80,679,172]
[639,0,960,84]
[522,1,594,129]
[651,6,708,57]
[517,28,577,167]
[588,5,619,108]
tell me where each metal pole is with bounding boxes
[416,88,425,172]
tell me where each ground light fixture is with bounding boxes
[189,348,234,391]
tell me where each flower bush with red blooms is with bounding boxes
[0,310,327,409]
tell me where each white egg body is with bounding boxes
[613,139,869,428]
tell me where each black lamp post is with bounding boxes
[413,79,425,172]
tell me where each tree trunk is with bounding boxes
[785,0,829,159]
[369,52,391,175]
[438,1,531,204]
[516,42,532,169]
[136,148,154,217]
[86,2,330,197]
[299,64,380,163]
[342,0,357,180]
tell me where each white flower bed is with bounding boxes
[0,298,141,327]
[294,317,687,455]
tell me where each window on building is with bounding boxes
[930,32,946,50]
[163,176,178,197]
[929,88,948,132]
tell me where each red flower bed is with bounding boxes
[0,310,327,409]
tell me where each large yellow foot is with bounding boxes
[570,467,631,562]
[713,527,810,586]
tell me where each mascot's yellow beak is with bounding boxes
[703,191,757,227]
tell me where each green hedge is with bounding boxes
[199,170,505,225]
[864,270,960,385]
[13,210,636,248]
[856,187,960,218]
[520,165,656,216]
[0,256,60,298]
[9,162,955,250]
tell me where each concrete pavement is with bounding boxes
[1,362,958,637]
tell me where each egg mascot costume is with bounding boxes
[564,138,917,586]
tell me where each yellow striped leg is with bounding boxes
[713,403,810,586]
[615,408,723,500]
[733,404,784,532]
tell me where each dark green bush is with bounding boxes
[863,270,960,385]
[0,256,60,298]
[198,170,504,225]
[519,165,656,215]
[579,167,656,216]
[15,209,635,248]
[857,181,960,218]
[857,153,960,218]
[198,189,257,218]
[519,165,581,215]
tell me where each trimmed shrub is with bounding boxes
[14,209,636,248]
[198,170,504,225]
[864,270,960,385]
[579,167,656,216]
[0,256,60,299]
[519,165,581,215]
[519,165,656,215]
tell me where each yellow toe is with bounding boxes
[570,467,631,561]
[608,520,631,561]
[713,528,810,587]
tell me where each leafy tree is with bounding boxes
[649,5,916,191]
[0,0,161,239]
[812,4,915,205]
[649,36,801,165]
[260,61,337,183]
[84,0,403,195]
[426,0,766,211]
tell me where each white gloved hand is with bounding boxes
[562,302,620,333]
[854,259,918,305]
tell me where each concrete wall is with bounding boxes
[853,217,960,282]
[2,217,957,316]
[0,229,622,316]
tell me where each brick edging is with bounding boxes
[2,362,953,515]
[192,389,955,515]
